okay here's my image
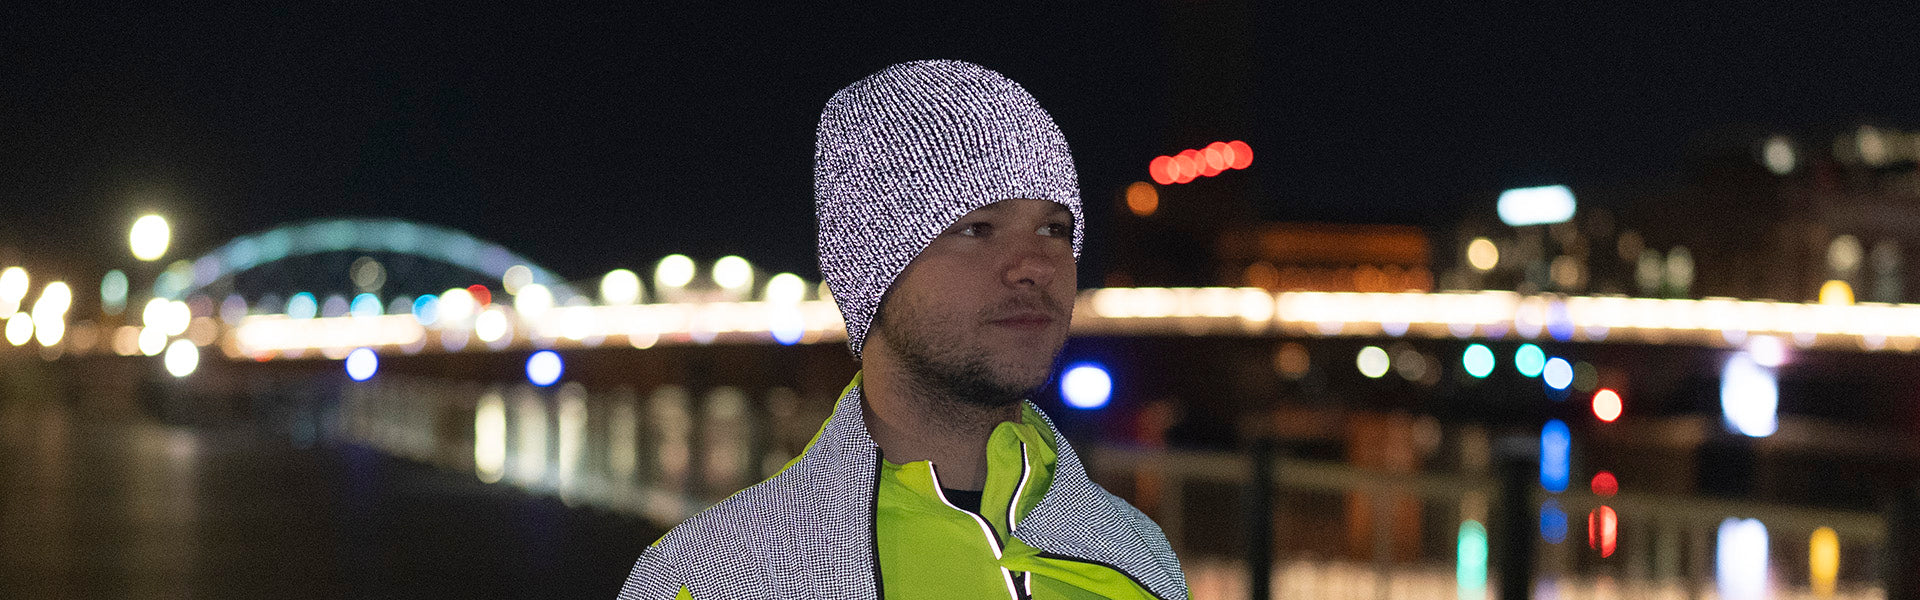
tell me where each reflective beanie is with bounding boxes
[815,60,1083,360]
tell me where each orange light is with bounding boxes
[1593,388,1622,422]
[1125,182,1160,217]
[467,285,492,307]
[1149,156,1176,185]
[1227,140,1253,169]
[1590,471,1618,497]
[1587,505,1617,557]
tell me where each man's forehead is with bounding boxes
[967,198,1073,217]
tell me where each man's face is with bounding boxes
[872,198,1077,407]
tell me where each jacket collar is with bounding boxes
[787,372,1185,598]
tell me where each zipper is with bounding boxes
[871,451,885,599]
[928,462,1026,600]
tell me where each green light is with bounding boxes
[1458,519,1488,595]
[1463,344,1495,378]
[1515,343,1546,377]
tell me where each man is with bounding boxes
[618,59,1186,599]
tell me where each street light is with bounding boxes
[130,215,171,262]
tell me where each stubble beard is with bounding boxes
[874,296,1066,413]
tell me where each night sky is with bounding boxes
[4,4,1917,286]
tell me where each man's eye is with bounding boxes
[1037,223,1069,237]
[960,223,992,237]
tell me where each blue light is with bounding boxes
[287,292,318,319]
[1539,499,1569,543]
[345,347,378,381]
[1543,357,1573,390]
[411,294,441,326]
[1716,518,1769,600]
[1462,344,1495,378]
[769,309,804,346]
[1497,184,1576,226]
[350,293,383,317]
[1060,363,1112,410]
[1546,301,1575,341]
[1540,419,1571,493]
[1515,344,1545,377]
[1721,352,1778,437]
[526,350,563,387]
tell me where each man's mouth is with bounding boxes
[988,312,1056,330]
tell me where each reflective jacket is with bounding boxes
[616,373,1188,599]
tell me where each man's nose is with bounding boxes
[1002,244,1061,289]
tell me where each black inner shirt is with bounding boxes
[940,487,983,516]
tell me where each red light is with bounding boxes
[1587,505,1617,557]
[1592,389,1622,422]
[1203,142,1229,170]
[1590,471,1618,497]
[1146,141,1253,184]
[1171,154,1198,183]
[1226,140,1253,169]
[467,285,492,306]
[1149,156,1176,185]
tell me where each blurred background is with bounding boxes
[4,3,1920,599]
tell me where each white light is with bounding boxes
[501,265,533,295]
[474,391,507,484]
[526,350,563,387]
[1497,185,1577,227]
[345,347,378,381]
[1721,352,1778,437]
[349,293,383,318]
[0,267,28,311]
[1357,346,1390,378]
[138,326,167,356]
[656,254,695,289]
[33,282,71,314]
[438,288,476,322]
[1716,518,1770,600]
[713,255,752,290]
[163,339,199,377]
[1747,335,1788,368]
[474,307,510,343]
[1060,363,1112,409]
[1543,357,1573,390]
[514,283,554,319]
[130,215,171,261]
[1467,238,1500,271]
[600,268,642,305]
[764,273,807,304]
[4,312,31,346]
[30,282,72,346]
[1763,136,1795,175]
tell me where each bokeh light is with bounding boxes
[1810,526,1839,598]
[1717,518,1769,600]
[350,293,383,318]
[1587,505,1618,557]
[713,256,753,290]
[1818,279,1854,305]
[474,307,510,343]
[129,214,171,261]
[1060,363,1112,410]
[600,268,642,305]
[1722,351,1778,437]
[1515,344,1546,377]
[657,254,695,289]
[474,391,507,484]
[438,288,476,321]
[1462,343,1495,378]
[1466,238,1499,271]
[1125,181,1159,217]
[466,285,492,307]
[1543,357,1573,390]
[163,339,199,377]
[526,350,563,387]
[1540,419,1570,493]
[1590,471,1618,497]
[287,292,318,319]
[1356,346,1390,378]
[411,294,441,326]
[345,347,378,381]
[501,265,533,295]
[1540,499,1568,543]
[764,273,807,304]
[1497,185,1576,227]
[100,269,129,315]
[1457,520,1488,597]
[137,326,166,356]
[1592,389,1623,422]
[1747,335,1788,368]
[5,312,31,346]
[0,267,28,315]
[514,283,554,319]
